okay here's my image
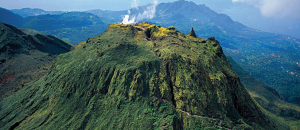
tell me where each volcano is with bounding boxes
[0,22,278,129]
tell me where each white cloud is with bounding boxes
[132,0,139,9]
[232,0,300,18]
[135,0,158,22]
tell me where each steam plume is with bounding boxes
[122,0,158,24]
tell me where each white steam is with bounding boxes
[122,15,136,24]
[232,0,300,18]
[122,0,158,24]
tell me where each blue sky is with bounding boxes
[0,0,232,11]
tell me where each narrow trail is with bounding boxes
[152,71,232,130]
[176,109,231,130]
[133,25,148,40]
[133,25,146,31]
[150,47,232,130]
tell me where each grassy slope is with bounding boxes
[0,22,283,129]
[228,56,300,129]
[0,22,73,99]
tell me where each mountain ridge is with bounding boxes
[0,22,73,99]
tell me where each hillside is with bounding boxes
[0,7,23,27]
[0,22,283,129]
[0,22,73,99]
[229,56,300,129]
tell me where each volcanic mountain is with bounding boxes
[0,22,282,129]
[0,22,73,99]
[86,0,300,104]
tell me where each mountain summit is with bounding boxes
[0,22,277,129]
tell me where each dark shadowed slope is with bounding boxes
[0,22,285,129]
[0,22,73,99]
[0,7,23,27]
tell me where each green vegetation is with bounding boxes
[0,22,73,99]
[0,22,280,129]
[4,1,300,104]
[228,56,300,130]
[5,2,300,104]
[188,28,197,38]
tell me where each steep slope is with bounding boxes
[0,22,73,99]
[0,7,23,27]
[229,56,300,129]
[0,23,283,129]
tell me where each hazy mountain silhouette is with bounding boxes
[0,7,23,27]
[11,8,63,17]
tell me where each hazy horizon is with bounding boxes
[1,0,299,38]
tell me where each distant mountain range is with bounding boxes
[1,1,300,105]
[0,7,107,44]
[11,8,63,17]
[22,12,106,44]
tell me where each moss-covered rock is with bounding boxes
[188,27,197,38]
[0,22,275,129]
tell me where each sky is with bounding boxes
[1,0,299,38]
[1,0,299,19]
[0,0,245,11]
